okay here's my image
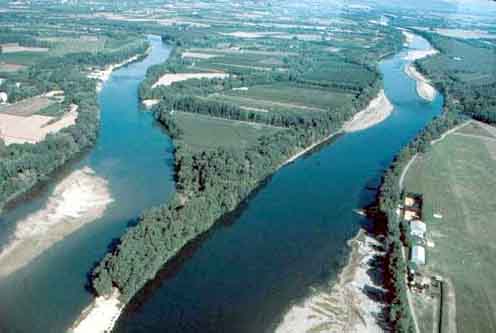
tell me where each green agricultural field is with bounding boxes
[173,111,284,152]
[0,51,49,66]
[47,37,107,56]
[404,123,496,333]
[224,82,355,111]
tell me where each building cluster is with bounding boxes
[401,193,435,291]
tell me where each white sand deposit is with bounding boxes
[403,48,438,61]
[275,230,386,333]
[344,90,394,132]
[152,72,229,88]
[88,51,147,92]
[0,167,113,277]
[70,288,123,333]
[181,51,218,59]
[282,131,337,167]
[405,64,437,102]
[402,31,415,45]
[142,99,160,108]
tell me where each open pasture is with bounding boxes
[173,111,283,152]
[404,126,496,333]
[0,51,49,66]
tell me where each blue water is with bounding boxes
[0,34,442,333]
[113,35,443,332]
[0,36,175,333]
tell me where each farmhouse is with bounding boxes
[410,219,427,239]
[410,245,426,266]
[404,193,422,221]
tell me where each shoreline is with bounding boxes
[69,288,123,333]
[343,89,394,132]
[283,89,393,167]
[71,90,391,332]
[404,64,437,102]
[89,47,151,92]
[0,166,113,278]
[275,229,386,333]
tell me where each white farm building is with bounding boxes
[411,245,426,266]
[410,220,427,239]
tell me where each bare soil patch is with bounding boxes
[0,104,78,145]
[0,95,54,116]
[0,62,26,72]
[0,43,49,53]
[181,52,218,59]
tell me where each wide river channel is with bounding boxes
[0,34,442,332]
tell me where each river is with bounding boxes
[0,36,175,332]
[0,34,441,332]
[112,35,442,332]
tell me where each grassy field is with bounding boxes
[0,52,50,66]
[173,111,284,152]
[224,82,354,111]
[47,37,107,56]
[404,123,496,333]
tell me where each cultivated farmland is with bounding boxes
[404,123,496,333]
[173,111,283,152]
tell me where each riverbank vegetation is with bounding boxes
[414,32,496,124]
[378,112,464,332]
[0,11,150,211]
[372,24,496,331]
[90,0,404,303]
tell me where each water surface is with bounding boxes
[114,34,443,332]
[0,36,175,332]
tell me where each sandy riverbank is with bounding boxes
[142,99,160,108]
[283,90,393,166]
[344,90,394,132]
[88,49,149,92]
[405,64,437,102]
[69,288,123,333]
[275,229,386,333]
[282,131,337,166]
[151,72,229,88]
[403,48,438,62]
[0,167,113,278]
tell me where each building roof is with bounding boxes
[411,245,426,265]
[410,220,427,236]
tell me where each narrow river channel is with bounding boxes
[0,36,175,332]
[0,34,441,333]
